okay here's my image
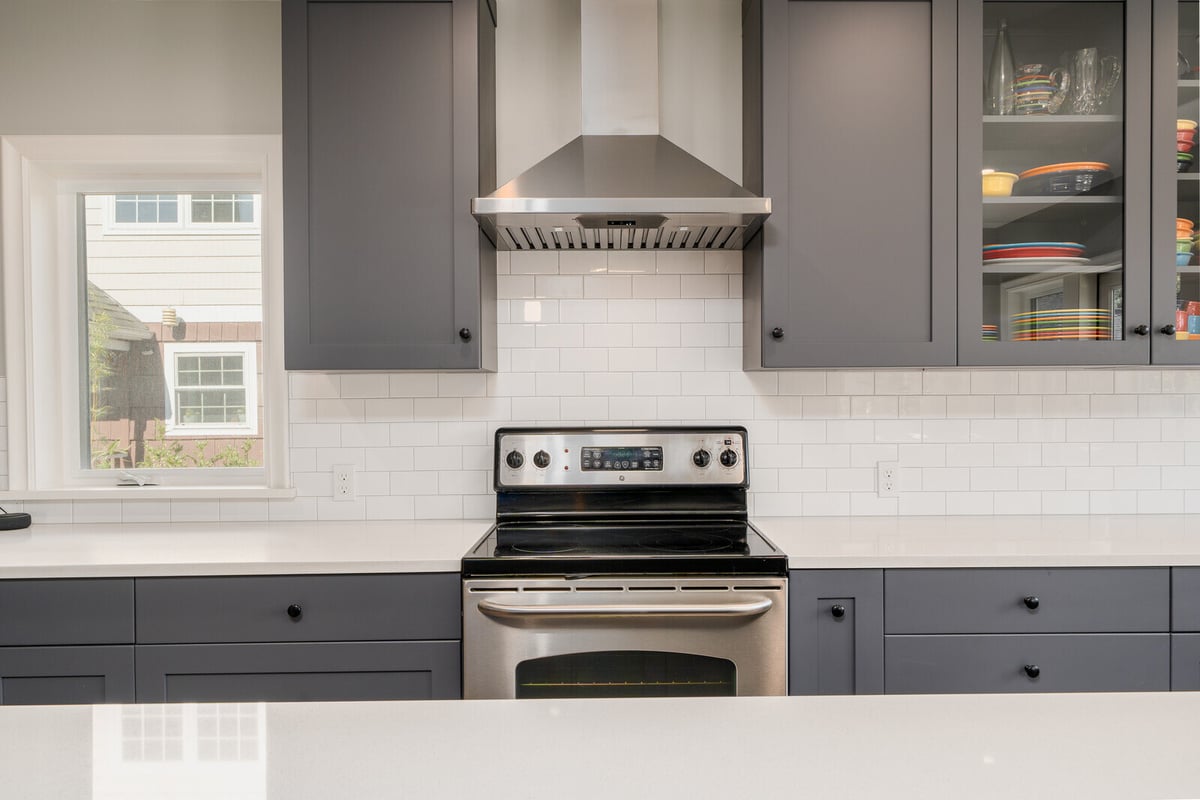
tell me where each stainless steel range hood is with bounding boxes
[472,135,771,251]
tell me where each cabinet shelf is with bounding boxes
[983,115,1122,150]
[1180,79,1200,91]
[980,260,1123,275]
[982,195,1121,228]
[1181,174,1200,205]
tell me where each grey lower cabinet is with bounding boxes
[1172,567,1200,690]
[0,579,135,705]
[787,570,884,695]
[743,0,957,368]
[282,0,497,370]
[884,568,1171,694]
[133,573,462,704]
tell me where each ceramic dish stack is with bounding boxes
[1179,120,1197,173]
[1010,308,1112,341]
[1179,218,1196,267]
[983,241,1088,268]
[1012,161,1114,196]
[1012,73,1061,114]
[981,324,999,341]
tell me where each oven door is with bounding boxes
[462,577,787,699]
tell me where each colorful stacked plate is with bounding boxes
[1012,162,1114,196]
[982,324,999,342]
[983,242,1088,267]
[1010,308,1112,341]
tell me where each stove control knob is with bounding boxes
[719,449,739,468]
[532,450,551,469]
[692,449,711,468]
[505,450,525,470]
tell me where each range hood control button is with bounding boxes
[719,449,739,468]
[533,450,551,469]
[505,451,525,469]
[692,449,711,468]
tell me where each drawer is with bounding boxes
[136,573,461,644]
[885,634,1170,694]
[1172,568,1200,631]
[0,579,134,646]
[885,568,1168,634]
[0,646,135,705]
[1172,634,1200,690]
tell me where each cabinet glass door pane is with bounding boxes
[1175,1,1199,339]
[980,3,1125,348]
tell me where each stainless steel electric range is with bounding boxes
[462,426,788,700]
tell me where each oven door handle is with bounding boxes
[476,597,773,619]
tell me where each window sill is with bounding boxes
[0,487,297,502]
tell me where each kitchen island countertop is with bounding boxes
[6,514,1200,578]
[1,691,1196,799]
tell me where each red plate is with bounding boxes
[983,247,1088,259]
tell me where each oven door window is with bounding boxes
[515,651,736,699]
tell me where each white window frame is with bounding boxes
[101,193,261,235]
[163,342,259,438]
[1,135,289,496]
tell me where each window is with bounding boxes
[1,135,288,493]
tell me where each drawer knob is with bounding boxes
[286,603,303,620]
[1024,664,1040,679]
[831,604,846,619]
[1022,595,1040,610]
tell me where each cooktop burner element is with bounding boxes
[638,531,734,553]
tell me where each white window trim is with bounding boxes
[163,342,259,438]
[1,135,289,494]
[102,193,262,235]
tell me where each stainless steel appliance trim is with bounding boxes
[477,596,773,619]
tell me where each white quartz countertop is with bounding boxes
[0,520,491,578]
[6,514,1200,578]
[1,692,1197,799]
[758,514,1200,568]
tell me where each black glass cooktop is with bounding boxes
[462,520,787,578]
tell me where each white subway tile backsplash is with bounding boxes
[1066,370,1114,394]
[340,374,389,399]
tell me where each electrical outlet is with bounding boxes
[877,461,899,498]
[332,464,356,502]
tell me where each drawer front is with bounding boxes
[1172,634,1200,690]
[136,573,460,643]
[885,568,1169,634]
[135,641,461,703]
[0,646,135,705]
[0,579,134,646]
[885,634,1170,694]
[1172,568,1200,632]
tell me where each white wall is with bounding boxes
[0,0,281,136]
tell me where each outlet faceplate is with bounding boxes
[877,461,899,498]
[333,464,356,502]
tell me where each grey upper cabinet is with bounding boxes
[283,0,497,370]
[958,0,1154,365]
[1150,0,1200,363]
[743,0,958,368]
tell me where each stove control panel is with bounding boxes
[495,427,747,488]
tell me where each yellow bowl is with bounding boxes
[982,171,1019,196]
[1179,119,1199,131]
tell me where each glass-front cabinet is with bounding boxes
[1152,0,1200,363]
[959,0,1152,365]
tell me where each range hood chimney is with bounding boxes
[472,0,769,251]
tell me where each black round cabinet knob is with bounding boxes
[1024,664,1040,679]
[719,449,739,468]
[533,450,551,469]
[1133,324,1150,336]
[693,449,711,468]
[771,327,785,340]
[831,604,846,619]
[1162,324,1178,336]
[505,450,525,469]
[458,327,472,342]
[287,604,303,620]
[1023,595,1040,610]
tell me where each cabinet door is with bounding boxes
[788,570,884,695]
[135,641,461,703]
[886,633,1169,693]
[0,646,134,705]
[1150,0,1200,362]
[745,0,957,368]
[958,0,1153,365]
[1172,634,1200,689]
[282,0,496,370]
